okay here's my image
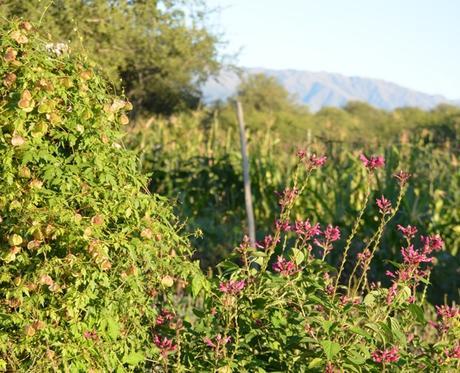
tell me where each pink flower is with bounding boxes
[219,280,245,295]
[154,335,177,355]
[276,187,299,207]
[386,270,396,278]
[359,154,385,171]
[386,283,398,305]
[308,154,327,168]
[293,219,321,240]
[401,245,433,265]
[272,256,298,276]
[445,344,460,359]
[376,195,392,215]
[257,235,280,250]
[371,346,400,363]
[357,248,371,266]
[275,219,291,232]
[436,305,459,319]
[393,170,411,186]
[421,235,444,254]
[203,334,231,349]
[324,225,341,242]
[156,309,174,326]
[397,224,418,240]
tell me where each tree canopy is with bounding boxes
[1,0,221,115]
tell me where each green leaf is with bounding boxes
[408,304,425,323]
[106,317,120,340]
[349,326,372,340]
[122,351,144,366]
[290,248,305,265]
[321,340,341,360]
[308,357,323,369]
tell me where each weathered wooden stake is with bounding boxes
[235,100,256,246]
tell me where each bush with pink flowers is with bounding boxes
[153,152,459,372]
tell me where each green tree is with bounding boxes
[1,0,220,115]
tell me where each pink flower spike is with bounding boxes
[397,224,418,239]
[421,235,444,253]
[436,305,459,319]
[272,256,298,276]
[219,279,245,295]
[154,335,177,355]
[385,270,396,278]
[203,337,215,348]
[376,195,392,215]
[372,346,400,364]
[360,154,385,171]
[308,154,327,168]
[324,224,341,242]
[394,170,411,186]
[401,245,433,265]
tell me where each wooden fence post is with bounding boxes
[235,100,256,246]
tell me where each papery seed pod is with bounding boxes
[91,215,104,225]
[3,72,16,87]
[30,179,43,189]
[32,320,45,330]
[24,325,36,337]
[11,134,26,146]
[40,275,54,286]
[20,21,33,32]
[46,349,55,359]
[10,30,28,44]
[141,228,152,239]
[4,47,17,62]
[18,166,31,178]
[9,234,23,246]
[80,70,92,80]
[101,259,112,271]
[119,114,129,125]
[27,240,41,250]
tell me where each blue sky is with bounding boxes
[206,0,460,99]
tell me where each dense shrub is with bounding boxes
[0,20,203,371]
[164,152,459,371]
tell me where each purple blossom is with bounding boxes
[393,170,411,186]
[372,346,400,363]
[154,335,177,355]
[293,219,321,240]
[421,234,444,254]
[376,195,392,215]
[401,245,433,266]
[272,256,298,276]
[397,224,418,239]
[359,154,385,171]
[219,280,245,295]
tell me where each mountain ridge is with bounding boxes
[202,67,459,112]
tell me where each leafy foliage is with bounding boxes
[1,0,220,114]
[0,20,200,371]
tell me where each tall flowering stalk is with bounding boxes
[332,154,384,297]
[260,152,326,273]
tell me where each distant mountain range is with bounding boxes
[202,68,460,112]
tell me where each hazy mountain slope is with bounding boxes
[202,68,457,112]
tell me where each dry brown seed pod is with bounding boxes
[24,325,36,337]
[20,21,33,32]
[30,179,43,189]
[3,72,17,87]
[4,47,17,62]
[80,70,92,80]
[141,228,152,239]
[91,214,104,225]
